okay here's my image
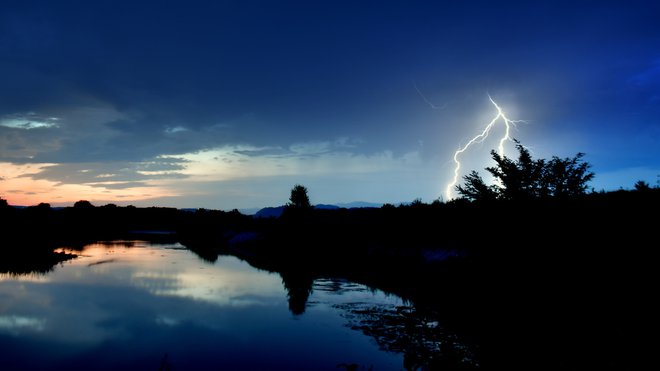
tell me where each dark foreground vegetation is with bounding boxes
[2,145,658,370]
[2,187,658,369]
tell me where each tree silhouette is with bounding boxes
[457,140,594,201]
[487,141,547,200]
[73,200,95,208]
[634,180,651,191]
[542,152,594,198]
[287,184,311,210]
[455,170,498,202]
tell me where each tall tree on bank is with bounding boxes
[456,140,594,201]
[287,184,312,210]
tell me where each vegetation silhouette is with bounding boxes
[634,179,651,191]
[456,139,594,201]
[0,249,76,276]
[286,184,312,210]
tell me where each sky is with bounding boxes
[1,0,659,210]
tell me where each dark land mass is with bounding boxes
[1,189,658,370]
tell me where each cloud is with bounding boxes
[1,128,438,208]
[288,138,361,156]
[0,101,244,166]
[0,161,178,206]
[289,141,331,155]
[165,140,422,181]
[83,181,150,190]
[164,125,188,134]
[0,113,59,130]
[23,159,189,188]
[128,139,443,209]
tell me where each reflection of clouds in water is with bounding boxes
[0,315,46,334]
[87,258,117,267]
[131,271,182,293]
[52,243,284,307]
[0,272,51,283]
[145,268,284,307]
[314,278,370,294]
[0,281,145,345]
[0,241,407,369]
[312,278,402,307]
[0,242,287,348]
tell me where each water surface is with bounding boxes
[1,241,410,370]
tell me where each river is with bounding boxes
[0,240,477,370]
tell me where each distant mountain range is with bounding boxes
[251,201,383,218]
[9,202,384,217]
[334,201,384,209]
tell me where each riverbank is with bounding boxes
[2,188,658,369]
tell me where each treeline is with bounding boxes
[1,185,658,254]
[0,200,252,250]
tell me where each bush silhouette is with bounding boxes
[73,200,95,208]
[457,140,594,201]
[634,180,651,191]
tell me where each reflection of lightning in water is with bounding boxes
[445,95,522,200]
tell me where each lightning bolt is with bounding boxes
[414,83,448,110]
[445,95,522,200]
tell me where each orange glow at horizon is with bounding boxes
[0,162,176,206]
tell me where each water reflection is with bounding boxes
[0,241,407,370]
[280,271,314,315]
[51,242,286,307]
[0,315,46,334]
[336,304,478,370]
[0,249,75,278]
[310,278,478,370]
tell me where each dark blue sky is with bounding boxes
[1,0,659,209]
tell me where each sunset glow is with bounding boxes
[0,162,177,206]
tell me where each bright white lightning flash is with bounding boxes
[445,95,522,200]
